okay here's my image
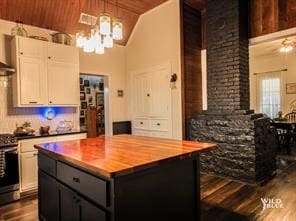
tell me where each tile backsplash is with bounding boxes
[0,76,79,134]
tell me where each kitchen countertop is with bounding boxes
[17,129,87,140]
[34,135,216,178]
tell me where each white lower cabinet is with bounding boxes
[20,151,38,191]
[132,117,172,139]
[19,133,87,192]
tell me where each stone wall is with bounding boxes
[189,111,277,184]
[188,0,277,184]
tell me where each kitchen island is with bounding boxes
[34,135,216,221]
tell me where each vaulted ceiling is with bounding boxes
[0,0,168,45]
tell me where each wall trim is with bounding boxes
[249,27,296,46]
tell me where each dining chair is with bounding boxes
[285,111,296,122]
[285,112,296,145]
[270,119,287,151]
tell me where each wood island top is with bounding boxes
[34,135,216,179]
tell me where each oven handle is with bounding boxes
[2,146,18,153]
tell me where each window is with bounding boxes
[256,72,282,118]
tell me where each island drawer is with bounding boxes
[38,153,56,177]
[57,161,108,207]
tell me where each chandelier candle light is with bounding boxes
[280,38,295,53]
[76,0,123,55]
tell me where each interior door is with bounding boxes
[19,57,46,105]
[47,62,79,106]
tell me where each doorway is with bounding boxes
[79,74,108,137]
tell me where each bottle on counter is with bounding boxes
[11,21,28,37]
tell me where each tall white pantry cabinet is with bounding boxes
[131,63,173,139]
[11,36,80,107]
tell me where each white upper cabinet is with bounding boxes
[18,36,44,59]
[47,43,79,64]
[11,36,80,107]
[48,62,79,105]
[19,57,46,105]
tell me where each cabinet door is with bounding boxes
[59,184,80,221]
[133,73,150,116]
[58,183,106,221]
[20,151,38,191]
[80,198,106,221]
[150,68,170,117]
[19,57,46,105]
[47,62,79,106]
[47,43,79,64]
[39,171,58,221]
[18,36,44,59]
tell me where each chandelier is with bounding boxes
[280,38,296,53]
[76,0,123,55]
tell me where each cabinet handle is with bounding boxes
[33,153,38,156]
[140,122,143,125]
[72,177,80,183]
[20,52,23,55]
[157,123,161,126]
[49,101,52,104]
[147,93,150,97]
[29,101,37,104]
[75,198,81,203]
[48,56,51,59]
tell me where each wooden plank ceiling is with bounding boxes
[250,0,296,38]
[184,0,205,11]
[0,0,167,45]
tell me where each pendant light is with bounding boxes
[112,0,123,40]
[103,34,113,48]
[76,31,85,48]
[91,27,105,54]
[83,35,95,53]
[99,0,111,36]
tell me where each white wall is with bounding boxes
[250,48,296,115]
[126,0,182,139]
[0,19,128,133]
[79,45,127,122]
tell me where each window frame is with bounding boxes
[256,71,283,118]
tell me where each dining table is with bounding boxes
[272,120,296,154]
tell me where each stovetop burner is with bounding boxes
[0,134,18,147]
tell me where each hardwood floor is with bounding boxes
[1,164,296,221]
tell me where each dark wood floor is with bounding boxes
[1,164,296,221]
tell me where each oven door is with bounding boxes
[0,146,20,198]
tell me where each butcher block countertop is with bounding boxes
[34,135,216,179]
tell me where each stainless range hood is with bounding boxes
[0,62,15,76]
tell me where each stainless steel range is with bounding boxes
[0,134,20,205]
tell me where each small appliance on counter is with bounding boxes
[56,121,73,133]
[39,126,50,135]
[0,134,20,205]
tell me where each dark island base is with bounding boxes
[38,152,200,221]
